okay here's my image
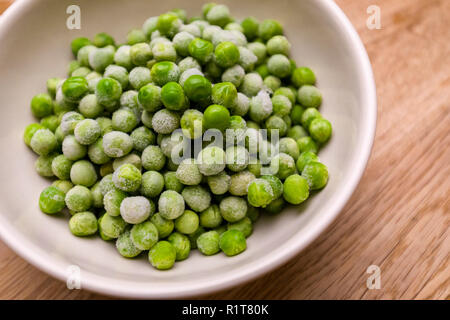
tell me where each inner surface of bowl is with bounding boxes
[0,0,375,297]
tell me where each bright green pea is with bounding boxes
[23,123,45,147]
[211,82,237,109]
[161,82,187,111]
[148,241,176,270]
[241,17,259,41]
[247,178,274,208]
[71,37,91,56]
[203,104,230,131]
[309,118,332,143]
[296,151,319,172]
[30,93,53,118]
[214,41,240,68]
[296,136,319,154]
[227,217,253,238]
[258,19,283,41]
[219,229,246,256]
[283,174,309,204]
[157,13,181,38]
[183,75,212,102]
[290,105,305,125]
[95,78,122,109]
[62,77,89,103]
[168,232,191,261]
[69,211,98,236]
[302,161,328,190]
[39,186,66,214]
[151,61,180,86]
[291,67,316,87]
[188,38,214,64]
[260,175,283,199]
[301,107,322,129]
[138,84,162,112]
[92,32,115,47]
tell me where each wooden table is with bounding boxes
[0,0,448,300]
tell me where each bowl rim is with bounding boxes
[0,0,377,298]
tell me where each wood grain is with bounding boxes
[0,0,449,300]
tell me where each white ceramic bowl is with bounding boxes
[0,0,376,298]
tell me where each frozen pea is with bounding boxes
[180,109,204,139]
[96,117,113,135]
[249,90,273,122]
[231,92,250,116]
[283,174,309,204]
[298,85,322,108]
[129,66,152,90]
[40,115,60,132]
[229,170,255,196]
[88,138,111,165]
[227,217,252,238]
[88,46,115,72]
[180,23,201,37]
[212,82,237,109]
[74,119,101,145]
[130,221,159,250]
[197,231,220,256]
[148,241,176,270]
[158,190,185,219]
[151,61,180,86]
[296,151,319,172]
[168,232,191,261]
[95,77,122,110]
[51,155,73,180]
[267,35,291,56]
[247,178,273,208]
[30,129,57,156]
[302,161,328,190]
[116,230,142,258]
[265,197,286,214]
[35,153,57,177]
[196,146,226,176]
[267,54,291,78]
[297,136,318,154]
[178,56,201,74]
[151,109,180,134]
[141,145,166,171]
[258,19,283,41]
[112,108,138,133]
[100,162,114,177]
[176,159,202,186]
[260,175,283,199]
[175,210,199,234]
[60,112,84,136]
[287,125,308,141]
[270,153,296,180]
[142,16,158,38]
[263,75,281,92]
[103,188,127,216]
[91,182,104,208]
[272,94,292,116]
[206,171,230,195]
[65,185,93,212]
[112,153,141,171]
[120,196,151,224]
[99,213,127,239]
[151,213,175,238]
[219,229,246,256]
[279,137,300,160]
[163,171,183,193]
[246,205,260,222]
[221,65,245,87]
[199,204,222,228]
[238,46,258,72]
[301,107,322,129]
[291,67,316,87]
[219,196,247,222]
[157,12,182,37]
[141,171,164,198]
[98,214,114,241]
[130,43,152,66]
[70,160,97,187]
[104,65,129,89]
[102,131,133,158]
[46,77,61,98]
[39,186,66,214]
[309,118,332,143]
[113,163,141,192]
[114,45,132,70]
[23,123,45,147]
[78,94,104,118]
[247,42,266,65]
[52,180,74,194]
[69,211,98,236]
[137,84,162,112]
[98,174,115,195]
[226,145,249,172]
[181,185,211,212]
[62,135,87,161]
[153,41,177,62]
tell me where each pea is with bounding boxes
[183,75,212,102]
[219,229,246,256]
[39,186,66,214]
[161,82,187,111]
[149,241,177,270]
[188,38,214,64]
[203,104,230,131]
[214,41,240,68]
